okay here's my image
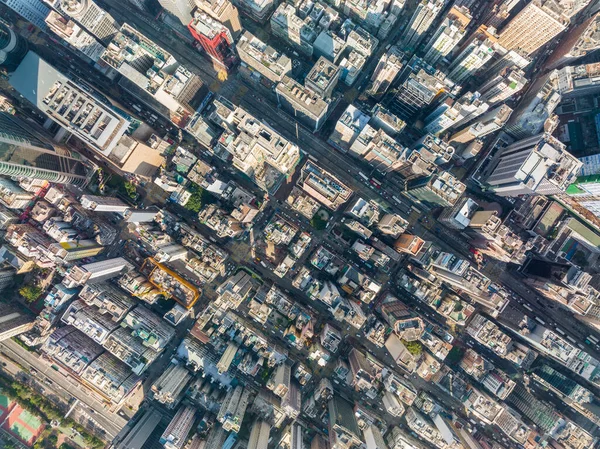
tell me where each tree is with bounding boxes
[185,184,204,213]
[45,434,58,447]
[19,285,43,303]
[401,339,422,356]
[310,214,327,230]
[124,181,137,199]
[445,346,465,367]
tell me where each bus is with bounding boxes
[308,154,319,163]
[535,317,546,325]
[588,335,599,344]
[358,172,369,181]
[523,303,533,312]
[555,328,565,336]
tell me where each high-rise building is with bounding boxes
[349,124,408,172]
[305,57,340,99]
[328,396,363,449]
[10,52,130,157]
[403,0,445,50]
[422,6,472,66]
[406,171,466,207]
[232,0,278,23]
[424,91,489,136]
[363,424,387,449]
[506,384,561,434]
[387,56,456,121]
[276,76,332,132]
[545,12,600,70]
[43,0,118,43]
[44,11,105,64]
[114,409,162,449]
[188,13,237,70]
[555,62,600,98]
[479,48,530,80]
[485,133,582,196]
[369,46,403,97]
[476,66,527,105]
[449,104,513,144]
[341,50,366,87]
[370,105,406,136]
[237,31,291,83]
[160,406,197,449]
[102,24,207,127]
[483,0,520,28]
[567,174,600,218]
[216,341,238,374]
[156,0,194,25]
[0,19,28,71]
[0,113,89,186]
[195,0,242,38]
[80,195,128,212]
[49,239,104,261]
[271,4,318,57]
[298,161,352,210]
[498,0,591,56]
[328,104,370,153]
[0,302,35,341]
[151,364,192,408]
[394,234,426,256]
[0,267,15,292]
[2,0,50,30]
[504,71,560,139]
[62,257,134,287]
[448,37,495,84]
[0,178,33,209]
[248,421,271,449]
[214,105,301,193]
[217,386,251,432]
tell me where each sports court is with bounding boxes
[0,389,44,446]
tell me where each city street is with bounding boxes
[0,340,127,440]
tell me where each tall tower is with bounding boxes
[403,0,445,50]
[483,0,521,29]
[10,52,130,157]
[195,0,242,39]
[188,14,237,70]
[43,0,119,43]
[422,6,472,66]
[156,0,195,25]
[369,46,404,97]
[0,113,89,186]
[448,37,495,83]
[498,0,591,56]
[1,0,50,30]
[485,133,582,196]
[0,20,28,72]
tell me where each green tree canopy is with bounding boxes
[310,214,327,230]
[185,183,204,213]
[19,285,43,303]
[401,339,423,356]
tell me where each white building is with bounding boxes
[43,0,118,43]
[10,52,130,156]
[486,133,582,196]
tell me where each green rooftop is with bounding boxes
[567,219,600,248]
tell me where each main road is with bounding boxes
[0,339,127,440]
[61,0,600,383]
